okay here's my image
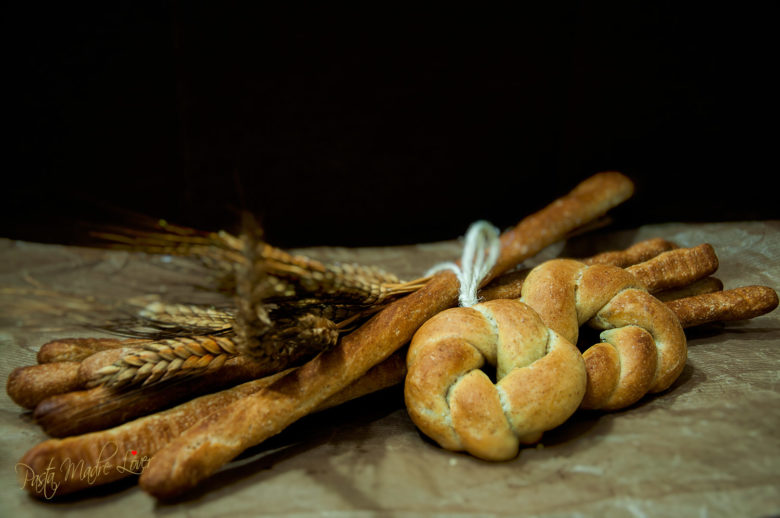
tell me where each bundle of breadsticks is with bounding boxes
[6,172,777,500]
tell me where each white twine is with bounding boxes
[425,220,501,307]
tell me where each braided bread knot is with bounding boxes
[522,259,687,410]
[405,298,586,461]
[405,258,687,461]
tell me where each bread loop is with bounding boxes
[405,299,586,461]
[521,259,687,410]
[405,258,687,460]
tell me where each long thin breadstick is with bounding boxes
[139,172,635,499]
[667,286,778,328]
[37,337,140,364]
[625,244,718,293]
[582,237,678,267]
[6,363,82,410]
[655,277,723,302]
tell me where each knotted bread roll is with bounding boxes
[522,259,687,410]
[405,258,686,461]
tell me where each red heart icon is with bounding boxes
[131,450,137,455]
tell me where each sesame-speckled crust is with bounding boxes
[138,172,635,499]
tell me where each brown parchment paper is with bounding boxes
[1,221,778,517]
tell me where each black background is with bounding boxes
[3,3,777,248]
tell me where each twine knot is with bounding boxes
[426,220,501,307]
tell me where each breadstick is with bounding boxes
[582,237,678,267]
[667,286,778,328]
[626,244,718,293]
[655,277,723,302]
[37,337,139,364]
[35,355,287,437]
[478,270,529,301]
[139,171,635,499]
[17,350,406,498]
[6,363,82,410]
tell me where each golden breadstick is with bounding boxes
[582,237,678,267]
[626,244,718,293]
[6,363,82,410]
[36,337,139,364]
[478,269,529,301]
[655,277,723,302]
[138,172,635,499]
[667,286,778,328]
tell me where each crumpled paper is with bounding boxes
[1,220,778,517]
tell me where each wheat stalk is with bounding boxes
[136,301,236,332]
[92,220,432,368]
[89,335,240,388]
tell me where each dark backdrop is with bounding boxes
[3,3,777,248]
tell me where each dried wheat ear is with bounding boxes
[75,225,428,388]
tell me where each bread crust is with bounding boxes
[405,299,587,461]
[6,362,82,410]
[666,285,778,328]
[582,238,678,268]
[655,277,723,302]
[34,355,287,437]
[37,337,139,364]
[626,244,718,294]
